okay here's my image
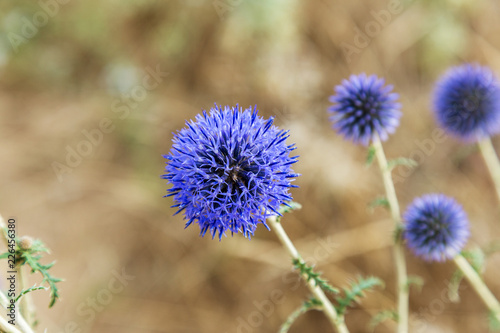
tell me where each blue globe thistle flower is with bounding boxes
[403,194,470,262]
[163,105,299,240]
[328,73,401,146]
[433,63,500,141]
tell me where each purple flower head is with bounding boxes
[163,104,299,240]
[328,73,401,146]
[433,63,500,141]
[403,194,470,262]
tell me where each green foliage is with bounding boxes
[278,201,302,215]
[462,248,486,275]
[15,285,47,304]
[448,248,485,303]
[448,268,463,303]
[366,145,377,166]
[369,310,398,331]
[387,157,418,171]
[292,259,339,294]
[279,298,322,333]
[489,312,500,331]
[335,276,384,315]
[0,236,63,307]
[406,275,424,292]
[276,201,302,222]
[368,196,390,211]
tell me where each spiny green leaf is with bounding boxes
[6,237,64,308]
[368,196,390,211]
[366,145,377,166]
[279,298,322,333]
[15,285,47,303]
[292,259,339,294]
[335,276,384,314]
[0,252,11,260]
[387,157,418,171]
[369,310,398,331]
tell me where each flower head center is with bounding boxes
[228,166,242,184]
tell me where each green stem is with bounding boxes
[0,288,34,333]
[267,216,350,333]
[279,303,321,333]
[18,267,36,326]
[477,137,500,202]
[453,254,500,322]
[372,136,409,333]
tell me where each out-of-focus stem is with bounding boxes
[454,254,500,322]
[477,137,500,203]
[372,136,409,333]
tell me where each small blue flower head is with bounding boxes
[433,63,500,141]
[403,194,470,262]
[163,104,299,240]
[328,73,401,146]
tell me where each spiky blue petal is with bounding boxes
[163,105,299,240]
[403,194,470,262]
[433,63,500,141]
[328,73,401,146]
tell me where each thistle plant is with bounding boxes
[433,64,500,202]
[163,104,298,239]
[403,194,500,323]
[329,73,409,333]
[164,64,500,332]
[0,215,62,333]
[163,105,388,332]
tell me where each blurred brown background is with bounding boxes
[1,0,500,332]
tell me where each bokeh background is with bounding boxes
[1,0,500,332]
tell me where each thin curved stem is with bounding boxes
[477,137,500,203]
[267,216,350,333]
[279,303,321,333]
[372,136,409,333]
[454,254,500,322]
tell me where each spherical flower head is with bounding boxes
[433,63,500,141]
[328,73,401,146]
[163,104,299,240]
[403,194,470,262]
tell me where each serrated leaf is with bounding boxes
[4,236,64,308]
[368,197,390,211]
[292,259,339,294]
[335,276,384,314]
[369,310,398,331]
[15,285,47,303]
[366,145,377,166]
[279,298,322,333]
[387,157,418,171]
